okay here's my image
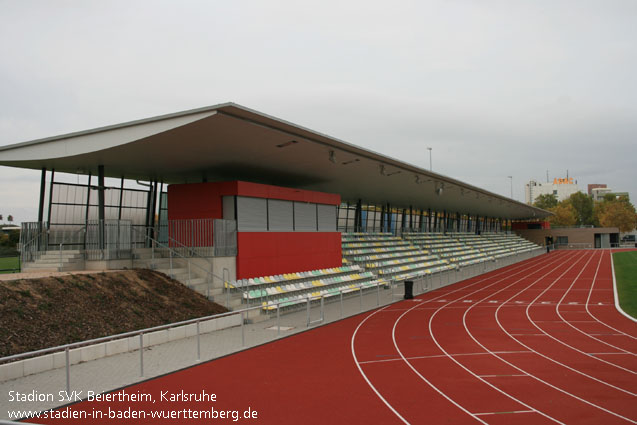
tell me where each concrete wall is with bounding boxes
[515,227,619,247]
[0,314,241,382]
[188,256,236,287]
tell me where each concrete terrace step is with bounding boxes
[21,263,85,273]
[30,257,84,264]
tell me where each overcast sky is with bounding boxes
[1,0,636,223]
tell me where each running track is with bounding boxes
[31,250,636,424]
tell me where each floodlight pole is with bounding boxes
[427,147,432,171]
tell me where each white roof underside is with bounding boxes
[0,102,550,220]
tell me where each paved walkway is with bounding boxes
[0,270,125,282]
[0,282,416,420]
[0,253,535,421]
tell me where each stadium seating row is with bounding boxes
[226,231,541,312]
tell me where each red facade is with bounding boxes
[167,181,341,279]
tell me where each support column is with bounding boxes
[150,180,159,239]
[354,199,362,232]
[443,210,447,234]
[118,177,124,220]
[84,173,92,249]
[38,168,46,223]
[98,165,105,250]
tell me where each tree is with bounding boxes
[534,194,558,210]
[0,214,3,223]
[595,198,637,232]
[567,192,594,226]
[548,204,577,227]
[7,215,13,224]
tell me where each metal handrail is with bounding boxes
[166,234,213,262]
[57,227,86,268]
[19,229,47,264]
[0,308,241,365]
[131,227,223,298]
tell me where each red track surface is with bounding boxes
[32,250,636,424]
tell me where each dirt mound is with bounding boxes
[0,269,228,357]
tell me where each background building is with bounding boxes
[525,177,581,205]
[591,187,630,202]
[588,183,607,195]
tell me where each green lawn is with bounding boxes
[613,251,637,319]
[0,256,20,274]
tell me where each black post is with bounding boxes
[150,180,158,239]
[157,182,164,240]
[354,199,362,232]
[118,177,124,220]
[427,208,432,232]
[46,169,55,231]
[98,165,105,250]
[443,210,447,234]
[38,168,46,223]
[84,173,92,249]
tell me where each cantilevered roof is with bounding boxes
[0,102,550,220]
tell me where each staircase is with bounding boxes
[21,250,85,273]
[132,249,243,310]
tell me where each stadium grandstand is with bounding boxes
[2,104,636,425]
[0,102,549,314]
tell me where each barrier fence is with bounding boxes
[0,247,543,424]
[19,219,237,266]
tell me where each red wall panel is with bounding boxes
[168,181,342,277]
[168,181,340,220]
[236,232,342,279]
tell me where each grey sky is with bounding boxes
[1,0,636,223]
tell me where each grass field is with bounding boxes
[0,256,20,274]
[613,250,637,319]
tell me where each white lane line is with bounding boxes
[538,250,637,372]
[584,249,637,339]
[392,251,578,425]
[491,251,637,422]
[349,250,554,425]
[478,374,528,378]
[359,351,532,365]
[351,304,410,425]
[611,249,637,324]
[474,410,535,416]
[574,249,637,347]
[464,250,637,423]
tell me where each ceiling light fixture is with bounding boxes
[276,140,298,148]
[380,164,400,176]
[342,158,360,165]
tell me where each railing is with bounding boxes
[55,227,87,268]
[0,247,542,423]
[19,227,48,265]
[168,219,215,257]
[0,308,242,393]
[131,227,224,300]
[20,219,237,262]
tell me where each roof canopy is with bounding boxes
[0,102,550,220]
